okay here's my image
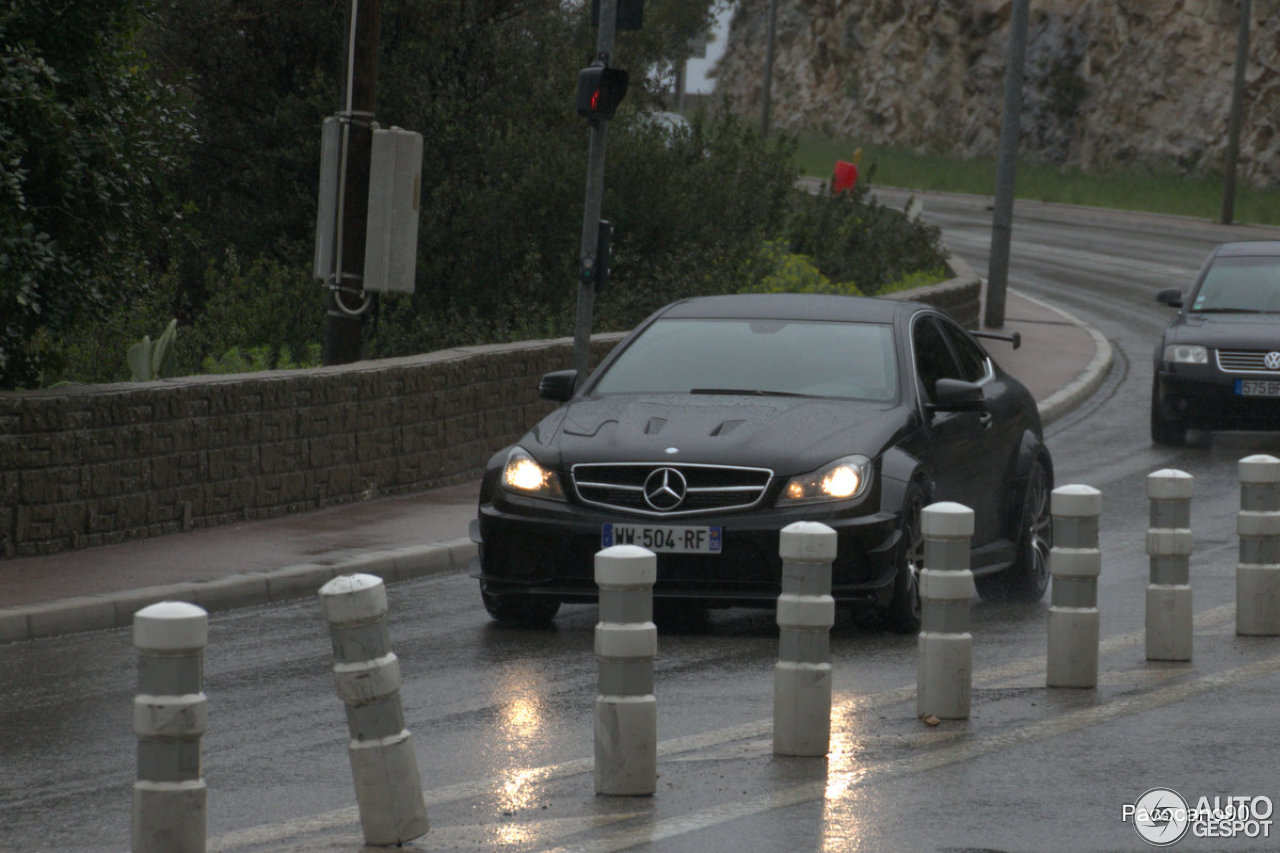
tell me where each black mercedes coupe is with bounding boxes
[470,293,1053,632]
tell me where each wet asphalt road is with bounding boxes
[4,196,1280,853]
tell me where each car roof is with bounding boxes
[655,293,915,324]
[1212,240,1280,258]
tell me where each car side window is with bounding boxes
[912,316,962,403]
[937,319,990,383]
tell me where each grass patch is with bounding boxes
[795,137,1280,227]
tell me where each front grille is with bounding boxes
[1217,349,1280,374]
[571,462,773,517]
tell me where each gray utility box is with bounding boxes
[313,120,423,294]
[312,116,342,282]
[363,126,423,294]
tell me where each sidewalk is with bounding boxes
[0,289,1110,642]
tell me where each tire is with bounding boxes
[1150,380,1187,447]
[480,587,561,624]
[976,459,1052,602]
[883,485,925,634]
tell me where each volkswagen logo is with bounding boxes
[1266,352,1280,371]
[643,467,687,511]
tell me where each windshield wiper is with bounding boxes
[689,388,821,398]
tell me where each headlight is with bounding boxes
[500,447,564,500]
[779,455,873,505]
[1163,344,1208,365]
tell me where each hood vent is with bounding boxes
[710,419,745,437]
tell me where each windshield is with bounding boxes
[1190,256,1280,313]
[591,317,898,401]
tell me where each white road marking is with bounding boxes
[208,604,1260,851]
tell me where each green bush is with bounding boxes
[202,343,321,375]
[736,240,850,295]
[179,250,325,374]
[781,178,947,295]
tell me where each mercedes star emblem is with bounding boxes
[643,467,687,511]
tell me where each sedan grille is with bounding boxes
[571,463,774,517]
[1217,349,1280,374]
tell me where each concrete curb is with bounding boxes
[1016,289,1115,426]
[0,538,477,644]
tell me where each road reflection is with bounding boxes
[821,697,870,851]
[489,668,555,846]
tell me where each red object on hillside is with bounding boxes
[832,159,859,194]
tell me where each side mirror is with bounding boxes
[1156,288,1184,308]
[538,369,578,402]
[931,378,986,413]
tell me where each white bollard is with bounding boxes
[318,574,429,846]
[774,521,837,756]
[1046,485,1102,688]
[594,545,658,796]
[1237,455,1280,636]
[917,502,975,721]
[132,601,208,853]
[1146,470,1193,661]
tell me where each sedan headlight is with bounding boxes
[500,447,564,500]
[778,455,872,505]
[1163,344,1208,365]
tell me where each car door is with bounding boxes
[906,314,1006,545]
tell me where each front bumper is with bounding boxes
[1155,365,1280,431]
[470,493,901,609]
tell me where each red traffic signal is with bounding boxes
[576,65,629,120]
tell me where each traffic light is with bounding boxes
[594,220,614,293]
[576,64,629,120]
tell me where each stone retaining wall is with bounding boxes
[0,271,978,559]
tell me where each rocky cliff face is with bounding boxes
[715,0,1280,186]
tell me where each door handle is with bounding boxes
[979,412,993,429]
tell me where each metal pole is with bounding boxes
[594,544,657,796]
[773,521,836,756]
[761,0,778,136]
[1237,454,1280,635]
[917,502,975,721]
[1046,485,1101,688]
[985,0,1029,330]
[324,0,380,366]
[1146,470,1193,661]
[318,574,430,845]
[132,602,208,853]
[674,60,686,114]
[1221,0,1251,226]
[571,0,618,381]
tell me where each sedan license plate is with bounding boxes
[601,523,722,554]
[1236,379,1280,398]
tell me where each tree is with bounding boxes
[0,1,194,388]
[15,0,946,385]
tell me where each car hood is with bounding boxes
[527,394,911,475]
[1167,312,1280,350]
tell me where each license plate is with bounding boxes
[1236,379,1280,397]
[601,523,722,554]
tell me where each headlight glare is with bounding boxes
[780,455,872,505]
[1163,344,1208,365]
[501,447,564,500]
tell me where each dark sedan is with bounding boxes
[1152,241,1280,446]
[470,293,1053,632]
